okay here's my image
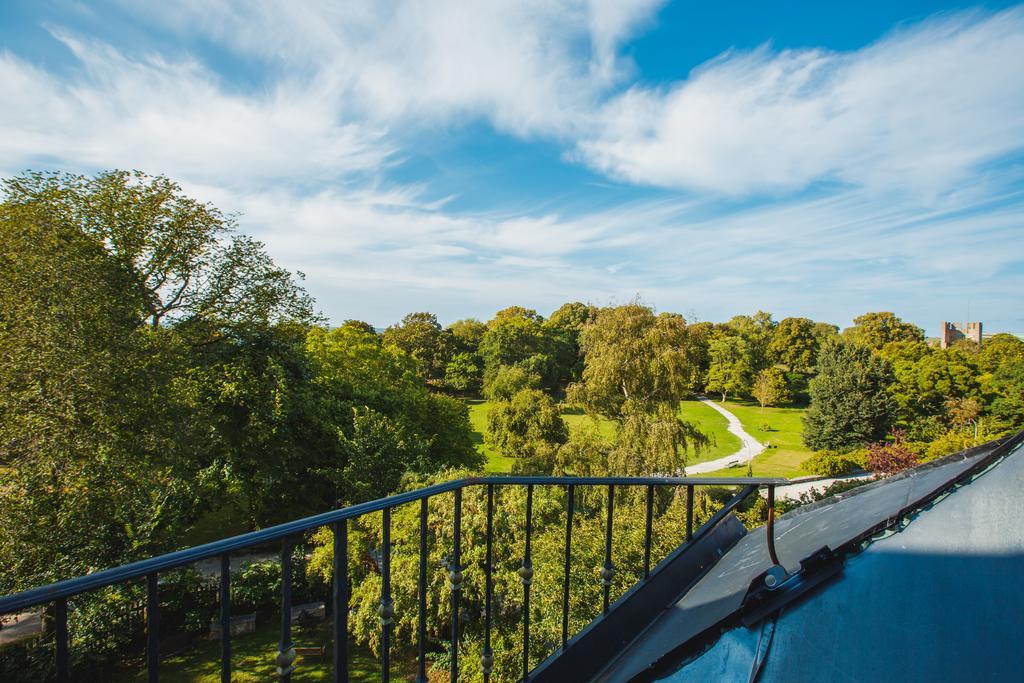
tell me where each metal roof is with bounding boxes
[597,436,1024,682]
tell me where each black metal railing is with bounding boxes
[0,475,788,682]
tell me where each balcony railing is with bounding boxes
[0,475,788,682]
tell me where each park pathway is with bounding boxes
[685,398,766,475]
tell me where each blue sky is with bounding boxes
[2,1,1023,335]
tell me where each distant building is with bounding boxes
[940,321,982,349]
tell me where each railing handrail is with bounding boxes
[0,475,786,615]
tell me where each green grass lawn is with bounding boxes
[115,619,411,682]
[678,399,742,465]
[699,399,812,478]
[467,397,765,473]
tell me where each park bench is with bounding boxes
[295,645,326,657]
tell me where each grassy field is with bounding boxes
[468,398,758,473]
[679,399,741,464]
[115,620,410,682]
[699,399,813,478]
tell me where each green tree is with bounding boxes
[979,333,1024,372]
[342,319,378,336]
[812,321,839,343]
[482,364,542,401]
[842,312,923,351]
[478,307,556,392]
[570,304,700,417]
[448,318,488,354]
[306,326,480,497]
[985,361,1024,431]
[4,170,315,332]
[544,302,594,394]
[889,348,981,423]
[485,389,569,460]
[705,335,753,402]
[566,304,708,474]
[751,367,790,409]
[0,171,317,595]
[444,352,483,393]
[382,312,455,383]
[803,340,897,451]
[727,311,776,372]
[769,317,818,373]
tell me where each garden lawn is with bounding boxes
[678,399,742,466]
[701,399,813,479]
[114,620,411,682]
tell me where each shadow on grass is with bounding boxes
[115,620,415,682]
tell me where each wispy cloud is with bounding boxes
[117,0,664,137]
[0,27,393,186]
[578,7,1024,197]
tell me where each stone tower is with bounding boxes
[940,321,982,349]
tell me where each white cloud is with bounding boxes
[118,0,665,137]
[577,7,1024,196]
[0,28,392,186]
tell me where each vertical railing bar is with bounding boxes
[380,507,392,683]
[643,484,654,579]
[147,572,159,683]
[482,484,495,681]
[333,520,349,683]
[220,554,231,683]
[416,497,429,683]
[766,485,781,566]
[561,484,574,648]
[55,597,69,683]
[278,537,295,682]
[602,484,616,614]
[450,488,462,683]
[521,484,534,681]
[686,484,695,542]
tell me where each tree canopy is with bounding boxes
[803,340,897,450]
[842,311,924,351]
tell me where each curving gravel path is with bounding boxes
[685,398,766,475]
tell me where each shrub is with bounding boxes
[232,549,323,616]
[801,450,863,477]
[160,568,217,635]
[866,430,919,475]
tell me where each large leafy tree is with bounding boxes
[751,367,790,409]
[803,340,897,451]
[478,307,556,392]
[3,171,315,333]
[726,311,776,372]
[568,304,707,474]
[705,334,754,402]
[447,318,488,354]
[543,301,594,394]
[984,361,1024,432]
[979,333,1024,372]
[485,389,568,461]
[0,170,319,581]
[571,305,700,417]
[306,326,480,503]
[842,312,923,351]
[769,317,819,373]
[889,349,981,423]
[382,312,455,383]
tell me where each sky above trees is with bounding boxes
[1,0,1023,335]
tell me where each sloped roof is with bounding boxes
[599,435,1024,682]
